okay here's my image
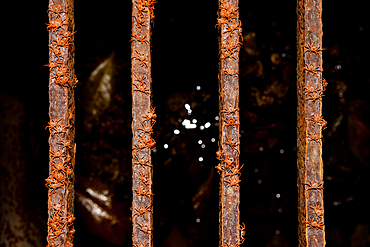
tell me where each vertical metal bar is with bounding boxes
[46,0,77,246]
[297,0,326,246]
[216,0,244,246]
[131,1,156,247]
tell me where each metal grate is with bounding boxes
[45,0,325,246]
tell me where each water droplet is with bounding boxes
[259,147,264,152]
[276,230,280,235]
[164,144,169,149]
[198,157,204,162]
[280,149,284,154]
[215,116,219,121]
[153,148,157,153]
[282,53,286,57]
[174,129,180,134]
[211,138,216,142]
[196,86,201,90]
[278,208,282,213]
[258,179,262,184]
[185,103,191,110]
[196,218,201,223]
[201,144,205,148]
[192,119,197,123]
[205,122,211,128]
[200,126,205,130]
[276,194,281,198]
[198,140,203,144]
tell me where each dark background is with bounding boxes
[1,0,370,246]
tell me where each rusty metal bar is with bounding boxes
[131,1,156,247]
[297,0,326,246]
[216,0,244,246]
[46,0,77,246]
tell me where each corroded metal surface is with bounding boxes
[297,0,326,246]
[131,1,156,247]
[46,0,77,246]
[216,0,244,246]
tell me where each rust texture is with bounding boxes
[297,0,326,246]
[216,0,244,246]
[131,1,156,247]
[46,0,77,246]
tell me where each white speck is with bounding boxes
[259,147,264,152]
[182,119,190,126]
[196,218,201,223]
[336,65,342,70]
[196,86,201,90]
[185,104,191,110]
[280,149,284,154]
[333,201,341,206]
[339,92,343,97]
[201,144,205,148]
[200,126,205,130]
[254,168,258,173]
[174,129,180,134]
[215,116,219,121]
[278,208,282,213]
[276,194,281,198]
[192,119,197,123]
[164,144,169,149]
[188,109,192,115]
[205,122,211,128]
[198,157,203,162]
[282,53,286,57]
[211,138,216,142]
[198,140,203,144]
[258,179,262,184]
[186,123,197,129]
[276,230,280,235]
[86,188,110,207]
[153,148,157,153]
[182,119,197,129]
[285,46,289,50]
